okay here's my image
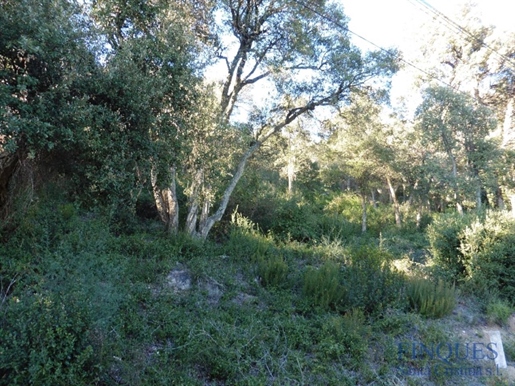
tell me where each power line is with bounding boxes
[292,0,465,95]
[409,0,515,70]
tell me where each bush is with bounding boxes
[257,254,288,288]
[426,212,476,280]
[324,193,396,235]
[486,299,513,325]
[459,211,515,302]
[406,277,456,318]
[303,261,343,310]
[318,310,370,366]
[269,197,319,242]
[342,246,405,315]
[224,211,275,260]
[0,291,98,385]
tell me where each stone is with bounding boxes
[166,269,192,292]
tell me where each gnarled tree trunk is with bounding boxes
[386,176,401,227]
[151,166,179,234]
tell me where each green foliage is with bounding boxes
[324,193,395,235]
[303,261,343,310]
[318,310,371,366]
[427,212,476,280]
[342,246,406,315]
[486,299,513,326]
[0,291,97,385]
[0,0,95,155]
[406,277,456,318]
[224,211,276,260]
[269,197,319,242]
[459,211,515,302]
[257,254,288,288]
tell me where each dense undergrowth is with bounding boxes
[1,187,514,385]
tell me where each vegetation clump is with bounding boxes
[303,261,343,310]
[406,277,456,318]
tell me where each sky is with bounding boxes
[341,0,515,114]
[342,0,515,52]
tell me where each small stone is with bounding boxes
[166,269,192,292]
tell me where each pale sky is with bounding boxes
[342,0,515,52]
[341,0,515,115]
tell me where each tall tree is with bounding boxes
[0,0,99,220]
[321,93,395,232]
[415,86,497,213]
[154,0,399,238]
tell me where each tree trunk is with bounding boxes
[151,166,179,234]
[196,142,260,240]
[185,169,202,235]
[386,176,401,227]
[416,209,422,229]
[496,186,505,210]
[450,155,463,215]
[287,155,295,195]
[185,201,198,235]
[361,193,367,233]
[476,185,482,211]
[502,98,513,147]
[510,194,515,219]
[371,189,377,208]
[199,197,211,231]
[0,149,20,219]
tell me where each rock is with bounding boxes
[232,292,257,306]
[166,269,192,292]
[206,280,223,305]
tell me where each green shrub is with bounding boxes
[486,299,513,325]
[406,277,456,318]
[257,254,288,288]
[426,212,477,280]
[342,246,405,315]
[324,193,396,235]
[224,211,275,260]
[319,310,370,366]
[270,197,318,242]
[0,291,97,385]
[303,261,343,310]
[459,211,515,302]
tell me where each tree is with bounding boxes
[415,86,497,213]
[321,93,395,232]
[0,0,99,221]
[154,0,399,238]
[88,0,209,227]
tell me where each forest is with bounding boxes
[2,0,515,384]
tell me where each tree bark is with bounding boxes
[196,142,261,239]
[371,189,377,208]
[0,149,20,219]
[496,186,505,209]
[502,98,514,147]
[416,209,422,229]
[510,194,515,219]
[476,185,482,211]
[151,166,179,234]
[450,155,464,215]
[287,154,295,195]
[386,176,401,227]
[185,169,204,235]
[361,193,367,233]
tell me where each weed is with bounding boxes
[257,254,288,288]
[303,261,343,310]
[486,299,513,326]
[406,277,456,318]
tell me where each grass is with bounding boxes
[1,195,512,385]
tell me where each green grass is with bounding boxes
[0,194,505,385]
